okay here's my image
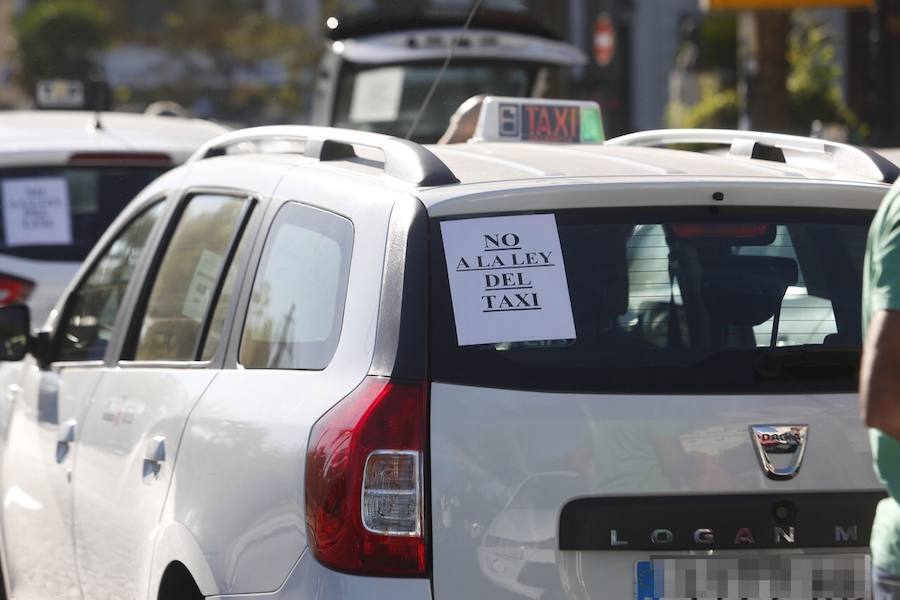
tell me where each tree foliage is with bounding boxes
[668,12,865,140]
[692,13,737,73]
[668,83,738,130]
[154,1,317,121]
[787,14,864,137]
[13,0,110,90]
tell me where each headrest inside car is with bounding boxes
[561,226,629,329]
[700,255,799,326]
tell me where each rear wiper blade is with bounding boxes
[754,345,859,379]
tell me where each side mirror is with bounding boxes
[0,305,31,361]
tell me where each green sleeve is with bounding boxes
[871,199,900,313]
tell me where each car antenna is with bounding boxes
[90,80,106,131]
[404,0,483,141]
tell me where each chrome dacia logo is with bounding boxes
[750,425,808,480]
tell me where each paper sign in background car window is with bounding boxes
[1,177,73,247]
[181,249,223,322]
[349,67,405,123]
[441,214,576,346]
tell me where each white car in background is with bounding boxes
[0,98,895,600]
[0,109,228,325]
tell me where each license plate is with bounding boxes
[635,554,870,600]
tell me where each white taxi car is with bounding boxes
[0,109,228,324]
[0,97,895,600]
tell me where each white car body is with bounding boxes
[0,115,895,600]
[0,110,228,325]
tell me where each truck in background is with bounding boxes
[311,8,587,142]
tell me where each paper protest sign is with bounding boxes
[182,249,223,322]
[349,67,405,123]
[440,214,576,346]
[2,177,73,247]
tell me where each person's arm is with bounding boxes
[860,309,900,441]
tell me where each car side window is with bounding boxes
[239,203,353,370]
[56,201,166,362]
[132,194,249,361]
[199,232,251,361]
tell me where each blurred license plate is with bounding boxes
[635,554,870,600]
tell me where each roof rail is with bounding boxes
[188,125,459,187]
[606,128,899,184]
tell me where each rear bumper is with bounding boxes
[207,550,433,600]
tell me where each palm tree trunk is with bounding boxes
[750,10,791,133]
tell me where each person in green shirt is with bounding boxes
[862,179,900,599]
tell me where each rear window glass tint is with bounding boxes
[0,167,167,261]
[430,207,872,394]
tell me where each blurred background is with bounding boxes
[0,0,898,144]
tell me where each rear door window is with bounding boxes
[430,207,872,394]
[0,167,168,261]
[131,194,251,362]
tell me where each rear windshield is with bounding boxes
[0,166,167,262]
[430,207,873,394]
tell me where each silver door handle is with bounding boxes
[56,419,76,463]
[145,435,166,462]
[58,419,76,443]
[5,384,20,404]
[142,435,166,480]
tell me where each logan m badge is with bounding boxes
[750,425,808,480]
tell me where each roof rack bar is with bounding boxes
[188,125,459,187]
[605,128,899,184]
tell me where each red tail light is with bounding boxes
[0,274,34,307]
[305,377,428,577]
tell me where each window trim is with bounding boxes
[116,360,210,370]
[368,196,428,380]
[234,200,355,372]
[222,196,283,370]
[117,187,260,368]
[192,200,255,361]
[50,360,106,371]
[49,195,170,369]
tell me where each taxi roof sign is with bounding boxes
[472,96,605,144]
